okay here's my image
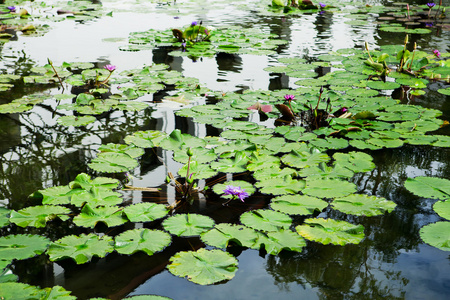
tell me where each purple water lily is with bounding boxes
[104,64,116,72]
[223,186,249,202]
[319,2,326,8]
[191,21,198,26]
[426,3,436,8]
[7,6,15,11]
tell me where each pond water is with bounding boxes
[1,0,450,299]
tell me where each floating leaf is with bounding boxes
[173,147,216,164]
[10,206,70,228]
[210,151,249,173]
[333,151,375,173]
[212,180,255,199]
[256,177,305,195]
[168,248,238,285]
[114,229,171,255]
[162,214,215,237]
[251,229,306,255]
[281,150,330,169]
[433,201,450,221]
[177,161,219,180]
[48,234,114,264]
[296,218,365,245]
[270,195,328,215]
[419,222,450,251]
[57,115,96,127]
[98,143,145,159]
[404,177,450,200]
[69,173,120,190]
[0,234,50,261]
[88,152,138,173]
[332,194,397,216]
[159,129,206,151]
[124,130,167,148]
[366,80,400,90]
[200,223,259,248]
[0,208,10,228]
[240,209,291,232]
[0,282,41,300]
[73,204,128,228]
[123,203,169,223]
[70,187,123,207]
[303,178,357,198]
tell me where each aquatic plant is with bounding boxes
[223,185,249,202]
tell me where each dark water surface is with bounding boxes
[1,0,450,299]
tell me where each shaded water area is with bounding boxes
[1,0,450,299]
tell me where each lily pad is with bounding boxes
[251,229,306,255]
[333,151,375,173]
[0,207,10,228]
[296,218,365,245]
[212,180,255,199]
[168,248,238,285]
[0,234,50,261]
[200,223,259,248]
[332,194,397,216]
[47,233,114,264]
[404,177,450,200]
[240,209,291,232]
[73,204,128,228]
[88,152,138,173]
[303,178,357,198]
[114,229,171,256]
[124,130,167,148]
[270,195,328,215]
[256,177,305,195]
[281,150,330,169]
[419,222,450,251]
[433,201,450,221]
[57,115,96,127]
[162,214,215,237]
[123,203,169,223]
[10,206,70,228]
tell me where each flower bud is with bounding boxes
[404,34,409,45]
[186,147,194,157]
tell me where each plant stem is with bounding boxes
[47,58,64,91]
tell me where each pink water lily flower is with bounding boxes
[433,49,441,58]
[104,64,116,72]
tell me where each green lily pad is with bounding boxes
[88,152,138,173]
[332,194,397,216]
[251,229,306,255]
[57,115,96,127]
[177,161,219,180]
[0,282,42,300]
[200,223,259,248]
[333,151,375,173]
[437,87,450,96]
[210,151,249,173]
[281,150,330,169]
[73,204,128,228]
[97,143,145,159]
[419,222,450,251]
[366,80,400,90]
[168,248,238,285]
[212,180,255,199]
[253,166,298,181]
[404,177,450,200]
[240,209,291,232]
[173,147,217,164]
[159,129,206,151]
[10,206,70,228]
[47,233,114,264]
[0,207,10,228]
[124,130,167,148]
[296,218,365,245]
[433,201,450,221]
[123,203,169,223]
[303,178,357,198]
[270,195,328,215]
[32,185,72,205]
[0,234,50,261]
[310,137,349,150]
[114,229,171,256]
[255,175,306,195]
[70,187,123,207]
[69,173,120,190]
[162,214,215,237]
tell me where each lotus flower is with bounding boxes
[223,186,249,202]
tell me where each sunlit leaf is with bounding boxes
[123,203,169,223]
[419,222,450,251]
[251,229,306,255]
[73,204,128,228]
[168,248,238,285]
[404,177,450,200]
[48,234,114,264]
[10,206,70,228]
[332,194,397,216]
[240,209,291,232]
[433,201,450,221]
[114,229,171,255]
[200,223,259,248]
[303,178,357,198]
[296,218,365,245]
[256,177,305,195]
[162,214,215,237]
[270,195,328,215]
[0,234,50,261]
[88,152,138,173]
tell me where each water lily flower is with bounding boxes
[284,94,295,101]
[433,49,441,58]
[104,64,116,72]
[425,22,434,27]
[223,186,249,202]
[7,6,15,11]
[319,2,326,8]
[427,3,436,8]
[191,21,198,26]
